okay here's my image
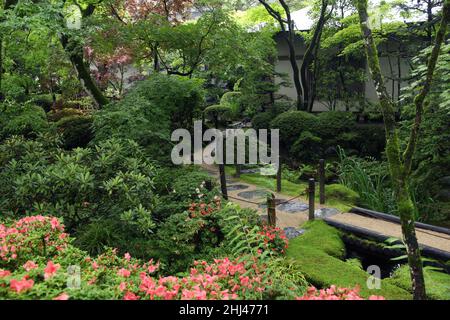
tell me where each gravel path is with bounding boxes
[327,212,450,252]
[200,162,450,253]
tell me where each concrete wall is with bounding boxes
[274,34,411,112]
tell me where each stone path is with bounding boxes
[200,163,450,252]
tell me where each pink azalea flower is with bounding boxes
[50,217,60,230]
[123,291,139,300]
[0,269,11,278]
[23,260,38,271]
[53,293,69,300]
[124,252,131,261]
[10,277,34,293]
[44,261,61,280]
[117,268,131,278]
[119,282,127,292]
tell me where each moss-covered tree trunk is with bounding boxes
[59,4,108,108]
[356,0,449,300]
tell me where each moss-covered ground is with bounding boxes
[286,221,412,300]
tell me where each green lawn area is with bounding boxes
[286,221,412,300]
[224,166,353,212]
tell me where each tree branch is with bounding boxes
[403,0,450,174]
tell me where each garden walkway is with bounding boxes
[199,163,450,255]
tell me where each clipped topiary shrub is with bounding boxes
[290,131,323,163]
[251,112,273,130]
[56,115,93,149]
[316,111,355,139]
[220,91,242,119]
[353,124,386,157]
[204,104,232,127]
[325,183,360,205]
[270,111,318,148]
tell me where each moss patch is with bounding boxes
[286,221,412,300]
[385,265,450,300]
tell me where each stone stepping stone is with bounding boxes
[276,201,309,213]
[314,207,340,219]
[240,168,260,174]
[226,184,249,191]
[237,190,268,200]
[283,227,306,239]
[258,198,285,209]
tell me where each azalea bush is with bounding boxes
[296,286,385,300]
[0,214,306,300]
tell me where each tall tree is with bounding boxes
[258,0,333,111]
[258,0,303,110]
[59,1,109,107]
[301,0,334,111]
[356,0,449,300]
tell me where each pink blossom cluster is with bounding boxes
[296,286,385,300]
[0,215,68,263]
[119,257,266,300]
[258,225,289,254]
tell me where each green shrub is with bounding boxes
[93,94,171,160]
[270,111,318,148]
[0,136,157,233]
[251,112,273,130]
[47,108,84,122]
[353,124,386,157]
[130,74,204,130]
[56,115,93,149]
[316,111,355,139]
[153,167,216,220]
[204,104,232,126]
[0,101,49,140]
[220,91,242,119]
[30,94,59,112]
[93,74,204,160]
[290,131,322,163]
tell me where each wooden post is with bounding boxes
[267,193,276,227]
[205,180,213,192]
[219,164,228,200]
[308,178,315,221]
[214,115,228,200]
[235,164,241,178]
[276,157,281,193]
[319,159,325,204]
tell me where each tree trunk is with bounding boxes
[285,33,303,110]
[356,0,449,300]
[60,34,108,107]
[300,0,330,111]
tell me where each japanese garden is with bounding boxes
[0,0,449,302]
